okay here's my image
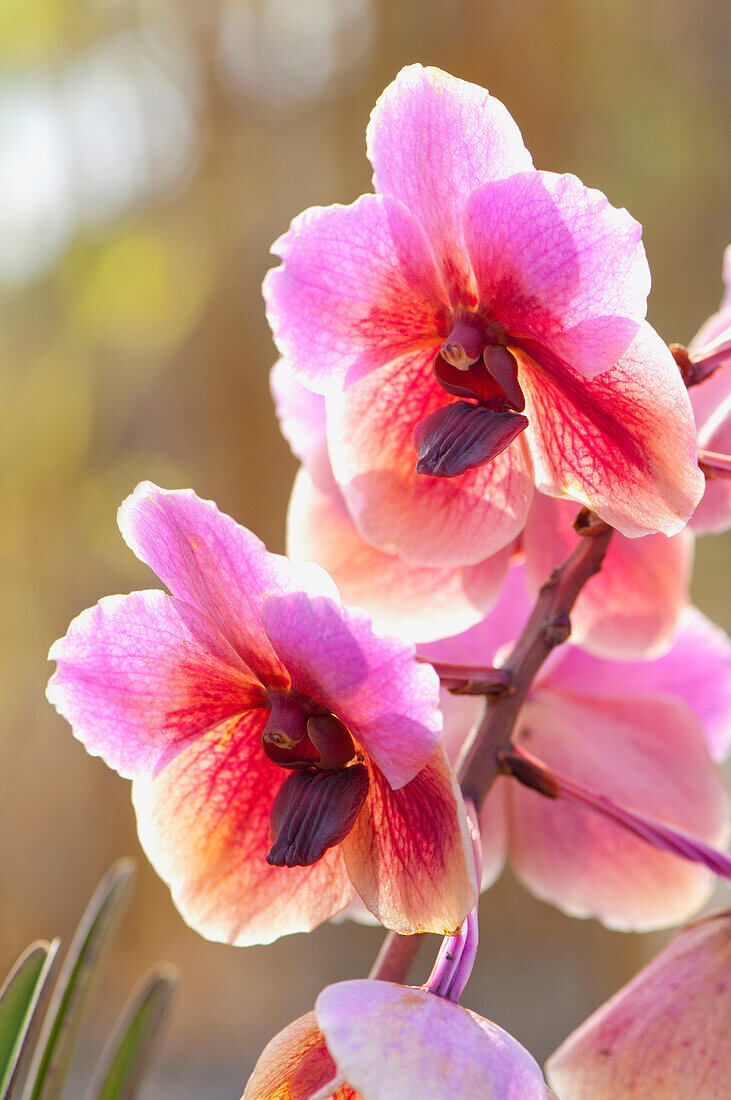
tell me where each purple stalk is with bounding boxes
[424,800,482,1003]
[502,744,731,880]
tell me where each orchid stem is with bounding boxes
[456,511,612,810]
[368,930,427,983]
[418,659,515,696]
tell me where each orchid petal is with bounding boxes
[367,64,534,307]
[47,590,263,779]
[414,401,528,478]
[523,494,693,659]
[316,980,548,1100]
[518,322,704,536]
[118,483,339,687]
[132,713,355,947]
[418,564,533,670]
[544,607,731,763]
[547,911,731,1099]
[270,358,326,465]
[243,1011,356,1100]
[287,453,512,643]
[508,694,727,930]
[327,348,534,567]
[264,194,449,393]
[464,171,650,378]
[342,747,477,935]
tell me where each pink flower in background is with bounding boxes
[265,64,703,571]
[244,980,548,1100]
[687,244,731,534]
[547,910,731,1098]
[420,566,731,931]
[47,483,477,945]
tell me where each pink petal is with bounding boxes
[270,358,326,464]
[544,608,731,763]
[47,591,263,779]
[286,452,512,643]
[464,171,650,378]
[547,911,731,1099]
[327,348,534,567]
[518,321,705,536]
[418,563,533,669]
[692,471,731,535]
[118,482,338,688]
[342,747,477,935]
[367,64,534,307]
[523,494,693,659]
[508,693,728,930]
[132,712,355,946]
[316,980,548,1100]
[264,194,449,392]
[259,582,442,791]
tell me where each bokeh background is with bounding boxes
[1,0,730,1095]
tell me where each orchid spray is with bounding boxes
[45,66,731,1099]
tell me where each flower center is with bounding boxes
[262,690,369,868]
[413,314,529,478]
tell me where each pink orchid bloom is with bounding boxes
[687,244,731,535]
[244,980,548,1100]
[275,358,692,658]
[264,64,703,571]
[547,910,731,1098]
[420,566,731,931]
[46,482,477,945]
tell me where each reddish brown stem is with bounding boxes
[671,339,730,388]
[457,512,612,809]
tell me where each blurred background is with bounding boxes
[0,0,729,1095]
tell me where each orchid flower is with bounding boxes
[264,64,703,575]
[47,483,477,945]
[546,910,731,1098]
[420,566,731,930]
[243,980,548,1100]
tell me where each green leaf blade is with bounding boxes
[85,967,177,1100]
[0,941,60,1100]
[22,859,136,1100]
